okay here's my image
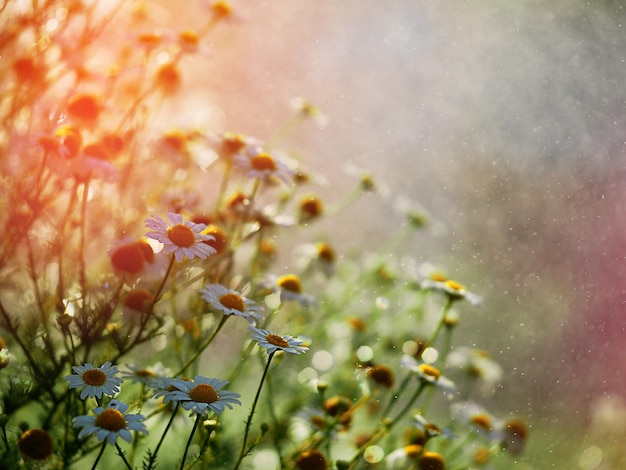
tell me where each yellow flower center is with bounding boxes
[251,153,277,171]
[266,334,289,349]
[430,272,448,282]
[188,384,218,404]
[95,409,126,432]
[471,413,492,430]
[167,224,195,247]
[82,369,106,386]
[299,196,323,219]
[135,369,157,379]
[405,444,423,459]
[212,1,232,17]
[277,274,302,293]
[418,451,446,470]
[162,129,188,152]
[316,242,335,262]
[219,293,244,312]
[418,364,441,380]
[445,280,465,292]
[179,30,199,47]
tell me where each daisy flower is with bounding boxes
[122,362,170,388]
[399,355,456,395]
[233,147,294,184]
[249,326,309,355]
[163,376,241,416]
[73,400,148,445]
[420,277,482,307]
[145,212,216,262]
[65,361,123,400]
[258,274,317,310]
[200,283,264,324]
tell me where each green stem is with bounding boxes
[180,414,202,470]
[115,442,133,470]
[233,351,275,470]
[91,441,107,470]
[146,403,180,470]
[422,297,454,357]
[175,314,229,377]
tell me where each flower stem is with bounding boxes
[422,296,454,357]
[234,351,275,470]
[146,403,180,470]
[91,441,107,470]
[115,442,133,470]
[180,414,202,470]
[175,314,229,376]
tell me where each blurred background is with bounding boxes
[144,1,626,467]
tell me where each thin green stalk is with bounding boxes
[422,297,454,357]
[234,351,275,470]
[91,441,107,470]
[180,414,202,470]
[114,442,133,470]
[175,314,229,377]
[146,403,180,470]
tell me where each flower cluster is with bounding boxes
[0,2,528,469]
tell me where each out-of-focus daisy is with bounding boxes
[298,195,324,223]
[233,147,294,185]
[385,444,423,470]
[400,355,456,396]
[420,276,482,307]
[163,376,241,416]
[412,413,454,441]
[258,274,317,310]
[122,362,170,388]
[200,284,264,324]
[294,242,336,278]
[417,451,446,470]
[249,326,309,355]
[447,347,503,387]
[145,212,216,262]
[73,400,148,445]
[65,361,123,400]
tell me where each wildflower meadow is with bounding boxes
[0,2,531,469]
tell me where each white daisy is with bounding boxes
[258,274,317,310]
[399,355,456,395]
[233,147,294,184]
[145,212,216,262]
[200,283,264,324]
[420,277,482,307]
[65,361,123,400]
[249,326,309,355]
[73,400,148,445]
[122,362,170,388]
[163,376,241,416]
